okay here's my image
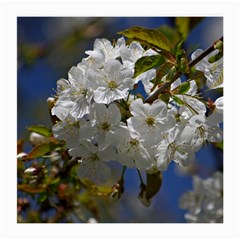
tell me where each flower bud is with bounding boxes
[138,183,151,207]
[50,151,61,162]
[47,97,55,109]
[87,217,98,223]
[110,178,124,200]
[47,97,59,125]
[24,167,39,175]
[29,132,49,146]
[17,152,28,161]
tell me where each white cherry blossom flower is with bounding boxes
[178,95,207,120]
[206,96,223,125]
[120,41,156,69]
[89,103,125,150]
[85,37,125,65]
[179,171,223,223]
[52,113,95,149]
[107,127,152,170]
[127,98,175,145]
[52,66,93,120]
[169,78,206,121]
[155,126,195,171]
[120,41,157,93]
[180,115,223,151]
[191,49,223,89]
[87,59,134,104]
[69,140,116,183]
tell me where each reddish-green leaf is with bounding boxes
[27,125,52,137]
[27,142,58,160]
[118,26,172,52]
[134,55,165,78]
[153,62,174,89]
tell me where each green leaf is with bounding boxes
[134,55,165,77]
[208,40,223,63]
[208,54,223,63]
[27,125,52,137]
[174,38,186,55]
[27,142,58,160]
[178,57,190,73]
[146,171,163,200]
[171,95,185,105]
[118,26,172,52]
[177,81,191,94]
[158,25,178,45]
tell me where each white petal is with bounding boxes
[68,66,84,84]
[215,97,223,114]
[97,147,116,162]
[129,98,149,118]
[207,126,223,142]
[171,78,182,91]
[150,99,167,118]
[206,112,223,126]
[70,98,90,119]
[108,104,121,125]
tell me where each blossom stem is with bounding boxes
[136,169,144,184]
[121,165,127,179]
[145,36,223,104]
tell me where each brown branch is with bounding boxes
[145,36,223,104]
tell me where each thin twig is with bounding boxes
[145,36,223,104]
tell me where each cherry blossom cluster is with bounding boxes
[51,37,223,183]
[179,171,223,223]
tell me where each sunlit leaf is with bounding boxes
[134,55,165,78]
[27,125,52,137]
[27,142,58,160]
[118,26,172,52]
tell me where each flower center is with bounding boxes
[108,80,118,89]
[130,138,139,147]
[90,153,98,162]
[145,116,155,126]
[101,121,110,131]
[80,88,88,96]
